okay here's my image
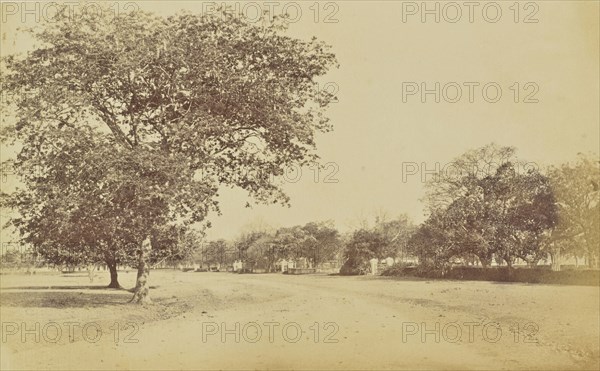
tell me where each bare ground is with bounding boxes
[1,270,598,370]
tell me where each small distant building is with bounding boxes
[233,260,244,272]
[370,258,379,275]
[277,259,296,272]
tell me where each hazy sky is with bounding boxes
[1,1,598,241]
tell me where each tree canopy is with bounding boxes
[0,6,338,301]
[410,145,558,272]
[545,155,600,269]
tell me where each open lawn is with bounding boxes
[1,270,599,370]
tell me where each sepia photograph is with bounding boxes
[0,1,599,370]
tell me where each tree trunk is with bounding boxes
[591,255,598,269]
[107,261,122,289]
[478,256,491,269]
[550,250,561,271]
[506,259,513,280]
[131,237,152,304]
[587,249,598,269]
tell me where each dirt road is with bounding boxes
[1,271,598,370]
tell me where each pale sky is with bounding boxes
[1,1,599,241]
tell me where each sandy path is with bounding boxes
[2,272,598,370]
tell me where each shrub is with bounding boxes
[382,265,599,286]
[381,263,416,276]
[339,258,370,276]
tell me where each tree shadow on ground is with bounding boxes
[0,291,134,308]
[1,285,158,290]
[2,285,125,290]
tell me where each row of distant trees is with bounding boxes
[2,144,597,280]
[341,215,415,274]
[0,249,37,270]
[196,221,343,272]
[195,213,417,275]
[406,144,599,273]
[323,145,599,275]
[3,145,596,278]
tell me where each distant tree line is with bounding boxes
[407,144,599,274]
[198,221,343,272]
[1,143,597,281]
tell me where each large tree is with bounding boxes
[341,229,389,275]
[1,7,337,302]
[424,143,526,211]
[481,163,557,269]
[416,145,558,272]
[546,155,600,269]
[300,221,342,268]
[204,239,230,268]
[245,234,278,272]
[407,210,454,272]
[1,125,212,290]
[372,215,416,261]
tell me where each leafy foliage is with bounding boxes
[230,220,342,272]
[411,145,558,272]
[0,6,338,298]
[546,155,600,269]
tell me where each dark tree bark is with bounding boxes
[106,260,122,289]
[478,255,492,269]
[506,259,513,279]
[587,244,598,269]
